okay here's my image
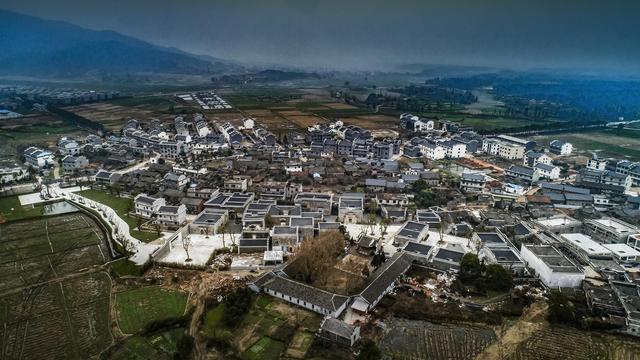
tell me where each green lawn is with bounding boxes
[242,336,286,360]
[109,328,186,360]
[78,189,159,242]
[202,303,226,338]
[0,195,44,222]
[115,286,189,334]
[111,258,143,277]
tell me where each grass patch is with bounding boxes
[111,258,143,277]
[0,195,44,222]
[108,327,185,360]
[78,189,159,242]
[242,336,285,360]
[115,286,188,334]
[202,303,225,338]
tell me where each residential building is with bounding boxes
[535,163,560,180]
[460,172,486,193]
[520,244,585,288]
[23,146,54,168]
[549,140,573,155]
[155,205,187,227]
[61,155,89,172]
[584,217,639,244]
[393,221,429,246]
[523,151,552,167]
[337,193,365,224]
[505,165,539,183]
[318,318,361,347]
[294,192,334,215]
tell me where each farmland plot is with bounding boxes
[0,213,114,359]
[380,318,496,360]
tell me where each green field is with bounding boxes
[202,303,226,338]
[115,286,189,334]
[0,195,44,222]
[78,189,160,242]
[107,327,186,360]
[110,257,143,277]
[532,129,640,161]
[108,96,178,111]
[242,336,286,360]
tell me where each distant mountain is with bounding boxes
[0,10,237,77]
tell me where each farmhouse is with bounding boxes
[250,272,350,317]
[134,193,166,219]
[318,318,361,347]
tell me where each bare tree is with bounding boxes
[182,234,192,262]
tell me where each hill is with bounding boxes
[0,10,235,77]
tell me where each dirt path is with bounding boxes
[476,301,549,360]
[189,279,208,360]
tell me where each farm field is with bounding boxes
[0,212,110,292]
[380,318,497,360]
[115,286,188,334]
[508,326,640,360]
[78,189,160,242]
[0,114,87,161]
[62,102,181,131]
[0,213,113,360]
[531,129,640,161]
[0,195,44,223]
[106,327,187,360]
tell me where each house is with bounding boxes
[204,192,255,213]
[535,163,560,180]
[534,215,582,234]
[163,172,189,190]
[481,246,525,272]
[134,193,166,219]
[271,226,301,249]
[94,169,119,188]
[439,140,467,158]
[611,282,640,336]
[155,205,187,228]
[505,165,539,184]
[294,192,334,215]
[351,252,414,313]
[520,244,584,288]
[549,140,573,155]
[318,318,361,347]
[393,221,429,246]
[180,197,205,214]
[584,217,639,244]
[587,155,607,171]
[189,209,228,235]
[560,233,612,260]
[460,172,486,193]
[523,151,552,167]
[23,146,55,168]
[238,229,271,253]
[250,272,350,317]
[337,193,365,224]
[224,177,249,192]
[602,243,640,262]
[578,168,631,192]
[57,138,81,155]
[61,155,89,172]
[375,193,409,207]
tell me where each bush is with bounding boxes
[357,339,382,360]
[221,288,253,327]
[174,334,194,360]
[484,264,513,291]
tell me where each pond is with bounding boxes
[43,201,79,215]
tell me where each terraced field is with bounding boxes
[380,318,497,360]
[0,213,114,359]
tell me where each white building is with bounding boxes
[23,146,55,168]
[549,140,573,155]
[155,205,187,227]
[602,243,640,262]
[57,138,81,155]
[560,233,612,259]
[520,244,584,288]
[535,163,560,180]
[134,193,166,219]
[584,217,640,244]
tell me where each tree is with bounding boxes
[484,264,513,291]
[264,214,275,228]
[357,339,382,360]
[547,290,576,324]
[154,223,162,237]
[459,253,482,282]
[182,234,192,262]
[286,231,345,284]
[174,334,194,360]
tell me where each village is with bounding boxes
[2,90,640,359]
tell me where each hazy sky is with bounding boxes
[2,0,639,74]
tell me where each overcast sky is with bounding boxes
[2,0,639,74]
